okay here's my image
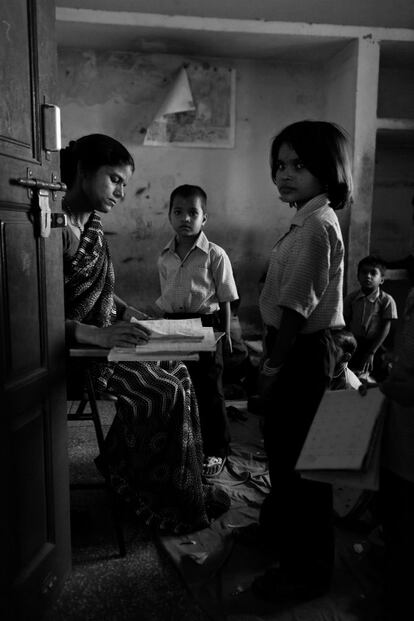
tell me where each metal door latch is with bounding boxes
[36,190,67,238]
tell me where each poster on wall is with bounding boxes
[144,63,236,149]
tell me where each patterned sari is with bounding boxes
[64,211,228,533]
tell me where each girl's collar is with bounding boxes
[291,194,330,225]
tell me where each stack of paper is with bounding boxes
[295,388,386,490]
[108,318,222,362]
[134,318,205,342]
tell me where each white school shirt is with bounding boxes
[156,231,238,314]
[259,194,345,334]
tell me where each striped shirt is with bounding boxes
[259,194,345,334]
[156,231,238,314]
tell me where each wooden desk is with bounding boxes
[69,347,110,358]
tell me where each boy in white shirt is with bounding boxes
[157,184,238,477]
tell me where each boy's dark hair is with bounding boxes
[270,120,353,210]
[169,184,207,214]
[60,134,135,188]
[357,255,387,277]
[332,329,357,356]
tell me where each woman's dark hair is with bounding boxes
[60,134,135,188]
[169,184,207,214]
[270,120,353,210]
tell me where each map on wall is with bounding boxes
[144,64,236,148]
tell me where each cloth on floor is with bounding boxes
[159,401,271,617]
[158,401,384,621]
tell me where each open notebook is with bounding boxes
[108,317,223,361]
[295,387,386,490]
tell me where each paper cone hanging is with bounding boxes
[144,67,196,145]
[154,66,195,120]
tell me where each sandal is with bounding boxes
[203,456,226,478]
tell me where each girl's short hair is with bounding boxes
[60,134,135,188]
[270,120,353,210]
[169,184,207,213]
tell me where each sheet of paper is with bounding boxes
[299,412,385,491]
[295,388,385,472]
[131,317,205,340]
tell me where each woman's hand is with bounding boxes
[95,321,151,348]
[72,320,151,349]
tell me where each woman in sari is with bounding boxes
[61,133,230,533]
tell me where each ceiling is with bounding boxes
[56,0,414,30]
[56,19,353,63]
[56,3,414,66]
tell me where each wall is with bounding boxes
[58,47,326,332]
[372,59,414,260]
[323,39,358,285]
[370,141,414,261]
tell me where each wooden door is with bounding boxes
[0,1,71,619]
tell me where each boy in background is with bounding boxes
[157,184,238,477]
[344,255,397,381]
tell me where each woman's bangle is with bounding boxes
[261,359,283,377]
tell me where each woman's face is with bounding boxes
[274,142,324,209]
[81,164,133,213]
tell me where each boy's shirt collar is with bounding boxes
[355,287,382,302]
[161,230,209,255]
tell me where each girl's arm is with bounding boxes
[259,307,305,398]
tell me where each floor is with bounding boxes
[43,399,386,621]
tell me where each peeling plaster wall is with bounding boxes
[58,48,326,331]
